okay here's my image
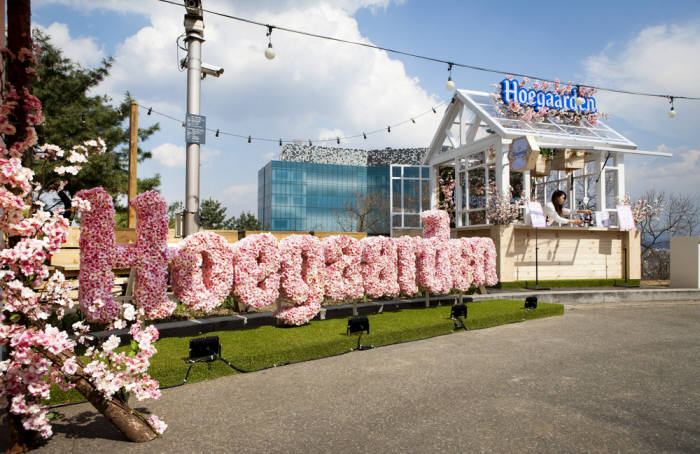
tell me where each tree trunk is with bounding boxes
[44,351,157,443]
[5,1,37,451]
[5,0,32,154]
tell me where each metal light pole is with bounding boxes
[183,1,204,236]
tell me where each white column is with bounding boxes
[614,153,625,201]
[429,165,438,210]
[596,152,606,212]
[495,141,510,196]
[455,158,463,227]
[522,171,531,200]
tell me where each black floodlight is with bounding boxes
[451,303,467,319]
[525,296,538,310]
[451,302,468,331]
[189,336,221,360]
[347,316,373,351]
[347,316,370,335]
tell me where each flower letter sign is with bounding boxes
[77,193,498,326]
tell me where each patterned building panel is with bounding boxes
[278,144,427,167]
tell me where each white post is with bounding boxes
[495,141,510,196]
[596,152,607,212]
[522,170,531,200]
[614,153,625,202]
[455,158,463,227]
[429,165,438,210]
[183,10,204,237]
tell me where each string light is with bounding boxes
[445,63,455,91]
[265,25,276,60]
[136,102,444,146]
[432,107,437,114]
[147,107,153,115]
[157,0,700,109]
[309,139,312,146]
[668,96,676,118]
[81,112,86,123]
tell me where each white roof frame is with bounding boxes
[424,89,672,166]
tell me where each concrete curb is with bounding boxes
[92,287,700,343]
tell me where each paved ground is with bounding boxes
[6,300,700,453]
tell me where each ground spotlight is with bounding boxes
[347,316,373,351]
[451,302,468,331]
[189,336,221,360]
[525,296,538,310]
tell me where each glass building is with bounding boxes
[258,145,429,235]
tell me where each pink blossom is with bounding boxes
[322,235,363,301]
[171,231,234,311]
[360,236,399,298]
[276,235,325,325]
[233,233,280,308]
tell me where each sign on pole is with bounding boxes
[185,113,206,144]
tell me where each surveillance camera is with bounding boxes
[184,0,202,16]
[200,63,224,78]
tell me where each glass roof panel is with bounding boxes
[458,90,636,148]
[532,121,566,134]
[559,125,600,138]
[469,94,494,105]
[500,119,535,131]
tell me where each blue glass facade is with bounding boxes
[258,161,391,234]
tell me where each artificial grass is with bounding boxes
[494,278,641,289]
[49,299,563,405]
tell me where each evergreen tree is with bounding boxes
[32,29,160,224]
[226,211,263,231]
[199,198,228,229]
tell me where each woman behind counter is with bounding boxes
[544,190,592,226]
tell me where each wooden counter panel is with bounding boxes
[455,225,639,282]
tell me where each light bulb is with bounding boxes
[265,43,275,60]
[668,107,676,118]
[575,96,584,106]
[445,76,455,91]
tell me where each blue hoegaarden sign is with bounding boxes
[500,78,597,114]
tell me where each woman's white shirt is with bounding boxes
[543,202,571,226]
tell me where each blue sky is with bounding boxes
[32,0,700,217]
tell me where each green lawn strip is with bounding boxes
[48,299,563,405]
[495,279,640,289]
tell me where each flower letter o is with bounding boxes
[171,231,234,312]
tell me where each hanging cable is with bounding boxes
[136,101,445,146]
[156,0,700,101]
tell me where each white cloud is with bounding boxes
[151,142,185,168]
[152,142,222,168]
[35,0,443,215]
[626,146,700,198]
[34,22,105,67]
[222,184,259,216]
[89,1,440,149]
[583,23,700,139]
